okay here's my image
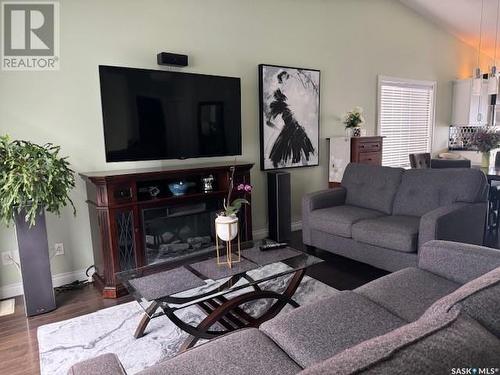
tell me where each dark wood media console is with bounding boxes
[80,162,254,298]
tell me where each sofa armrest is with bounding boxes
[302,187,346,212]
[418,240,500,284]
[67,353,127,375]
[418,202,487,247]
[302,187,346,245]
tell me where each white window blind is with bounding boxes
[378,77,435,168]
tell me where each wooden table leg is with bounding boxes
[176,268,306,351]
[134,301,161,338]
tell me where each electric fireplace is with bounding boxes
[142,201,220,265]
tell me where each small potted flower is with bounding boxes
[470,128,500,167]
[342,106,365,137]
[215,166,251,242]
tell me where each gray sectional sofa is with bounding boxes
[68,240,500,375]
[302,163,488,271]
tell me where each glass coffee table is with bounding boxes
[117,239,322,351]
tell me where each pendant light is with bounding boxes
[488,0,500,95]
[473,0,485,96]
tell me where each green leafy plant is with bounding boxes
[0,135,76,227]
[342,106,365,128]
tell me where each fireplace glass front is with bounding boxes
[142,201,220,265]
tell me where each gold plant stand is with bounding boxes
[215,221,241,268]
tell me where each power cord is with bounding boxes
[53,264,96,294]
[5,253,97,295]
[85,265,96,279]
[54,280,89,294]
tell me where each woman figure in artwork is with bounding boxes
[264,69,317,168]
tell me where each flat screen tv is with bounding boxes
[99,65,242,162]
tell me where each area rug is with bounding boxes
[38,262,337,375]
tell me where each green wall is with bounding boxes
[0,0,481,291]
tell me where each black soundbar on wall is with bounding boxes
[157,52,188,67]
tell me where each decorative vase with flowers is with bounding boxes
[342,106,365,137]
[215,165,251,266]
[470,128,500,168]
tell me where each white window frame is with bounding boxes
[377,75,437,168]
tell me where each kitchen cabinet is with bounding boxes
[451,79,489,126]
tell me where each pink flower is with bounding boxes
[244,184,252,192]
[237,183,245,191]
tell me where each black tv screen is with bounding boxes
[99,65,242,162]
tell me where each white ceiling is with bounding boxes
[400,0,500,61]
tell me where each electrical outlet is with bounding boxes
[54,243,64,256]
[1,251,13,266]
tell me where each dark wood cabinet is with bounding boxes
[328,136,384,188]
[350,136,384,165]
[81,162,254,298]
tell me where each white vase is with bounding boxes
[352,127,362,137]
[215,215,238,241]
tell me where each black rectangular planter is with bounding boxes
[14,211,56,316]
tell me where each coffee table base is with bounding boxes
[133,269,306,351]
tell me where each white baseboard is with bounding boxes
[253,221,302,240]
[0,269,88,300]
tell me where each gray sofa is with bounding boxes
[68,240,500,375]
[302,163,488,271]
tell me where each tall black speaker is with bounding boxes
[14,211,56,316]
[267,171,291,242]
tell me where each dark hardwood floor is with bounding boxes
[289,231,389,290]
[0,285,133,375]
[1,229,497,375]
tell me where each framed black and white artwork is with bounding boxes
[258,64,320,171]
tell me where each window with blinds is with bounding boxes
[377,76,436,168]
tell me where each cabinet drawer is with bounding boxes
[357,142,381,153]
[107,184,134,205]
[358,152,381,165]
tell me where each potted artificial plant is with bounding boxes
[470,128,500,167]
[215,166,251,242]
[342,106,365,137]
[0,135,75,316]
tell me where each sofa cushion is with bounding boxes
[299,312,500,375]
[260,291,406,368]
[140,328,301,375]
[425,266,500,338]
[418,240,500,284]
[341,163,404,214]
[67,353,126,375]
[308,205,385,238]
[355,267,460,321]
[392,168,487,217]
[457,282,500,338]
[351,215,420,253]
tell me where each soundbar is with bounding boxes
[157,52,188,67]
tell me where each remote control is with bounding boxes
[260,242,288,251]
